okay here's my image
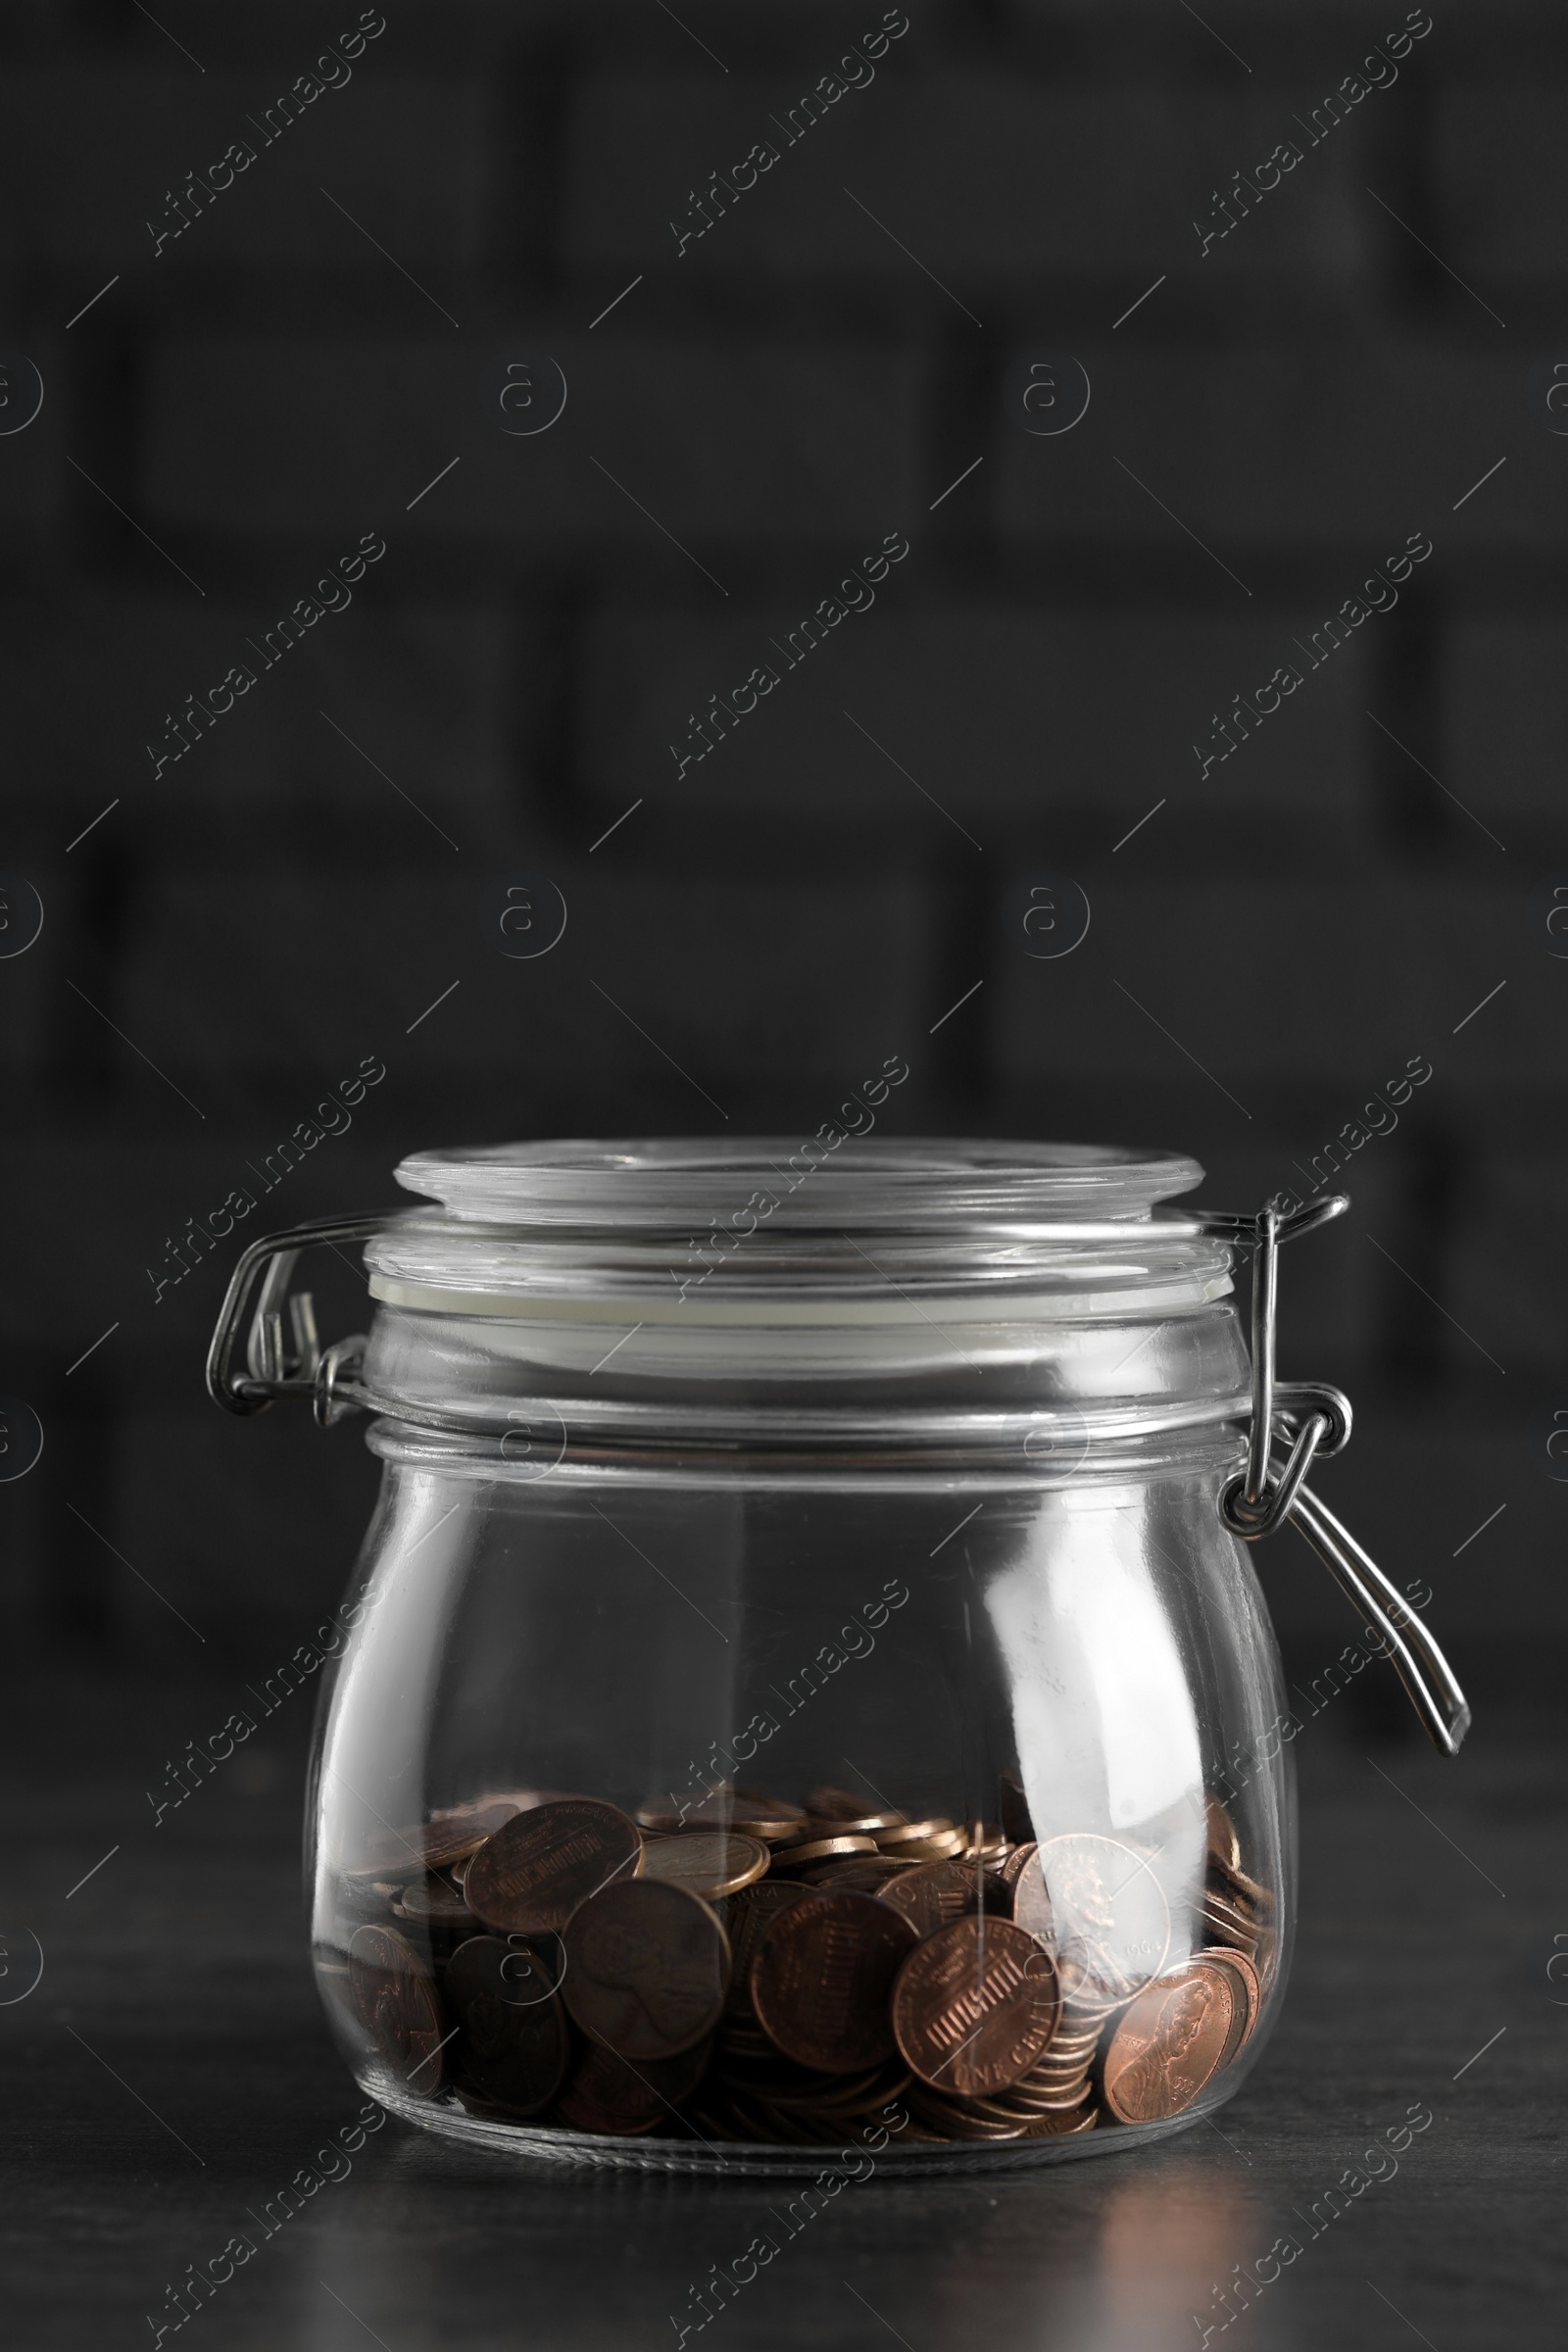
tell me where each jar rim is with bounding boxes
[393,1135,1205,1233]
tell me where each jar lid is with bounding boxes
[367,1137,1224,1321]
[390,1137,1203,1234]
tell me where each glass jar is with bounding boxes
[207,1137,1469,2174]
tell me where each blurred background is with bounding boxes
[1,0,1563,1755]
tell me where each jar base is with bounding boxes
[364,2074,1226,2177]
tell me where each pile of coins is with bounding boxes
[332,1780,1274,2146]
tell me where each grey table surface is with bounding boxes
[3,1664,1562,2352]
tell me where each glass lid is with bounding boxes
[391,1136,1205,1235]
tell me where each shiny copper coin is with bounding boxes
[563,1877,729,2059]
[1101,1960,1238,2124]
[751,1889,917,2074]
[1025,1834,1171,2003]
[769,1834,878,1869]
[879,1857,1008,1939]
[640,1830,769,1900]
[443,1935,569,2117]
[348,1923,449,2091]
[554,2034,712,2136]
[892,1915,1060,2096]
[465,1796,642,1936]
[1198,1944,1261,2053]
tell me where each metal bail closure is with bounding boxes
[1196,1195,1471,1757]
[207,1213,388,1419]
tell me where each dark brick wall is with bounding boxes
[1,2,1562,1713]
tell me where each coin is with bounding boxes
[1101,1961,1238,2124]
[349,1794,538,1879]
[554,2034,713,2135]
[879,1857,1007,1938]
[875,1816,958,1850]
[443,1935,569,2116]
[1196,1944,1261,2053]
[875,1832,965,1863]
[640,1830,770,1900]
[392,1873,477,1928]
[793,1856,911,1892]
[892,1916,1060,2096]
[465,1797,642,1936]
[905,2085,1029,2140]
[804,1787,906,1834]
[722,1881,808,2015]
[1205,1795,1242,1873]
[1200,1886,1262,1958]
[1021,2103,1098,2137]
[348,1923,449,2091]
[999,1838,1038,1892]
[1026,1834,1171,2003]
[563,1877,729,2059]
[636,1787,808,1840]
[751,1890,918,2074]
[770,1835,879,1870]
[1211,1849,1273,1913]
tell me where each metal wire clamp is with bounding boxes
[1191,1194,1469,1755]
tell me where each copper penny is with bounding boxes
[804,1787,906,1834]
[751,1890,918,2074]
[443,1935,570,2117]
[392,1873,477,1929]
[769,1835,879,1870]
[1204,1794,1241,1871]
[875,1816,959,1852]
[793,1857,911,1893]
[465,1797,642,1936]
[999,1838,1038,1891]
[636,1787,808,1840]
[640,1830,769,1901]
[879,1857,1007,1938]
[722,1881,808,2015]
[1101,1961,1238,2123]
[1197,1944,1261,2054]
[891,1916,1060,2095]
[878,1833,966,1863]
[348,1923,449,2091]
[1022,1833,1171,2003]
[554,2034,713,2135]
[348,1794,536,1879]
[563,1877,729,2059]
[1211,1849,1273,1913]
